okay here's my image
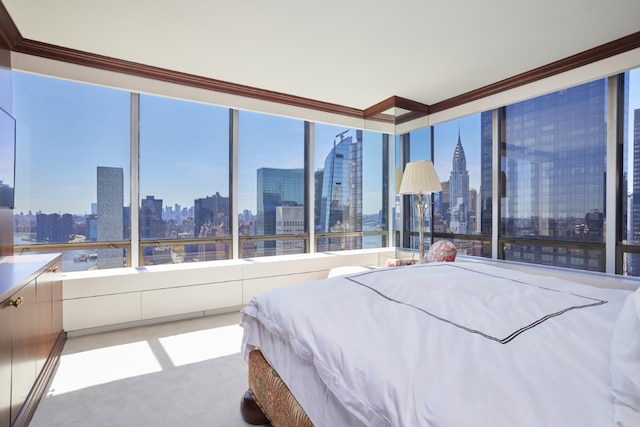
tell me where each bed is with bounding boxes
[240,261,640,426]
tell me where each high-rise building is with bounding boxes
[0,180,12,208]
[480,110,493,241]
[140,195,165,239]
[628,109,640,275]
[497,80,608,269]
[468,188,478,233]
[317,130,363,251]
[502,81,607,237]
[35,212,72,243]
[257,167,304,255]
[276,205,305,254]
[141,195,162,217]
[317,130,362,231]
[314,169,324,230]
[438,181,450,218]
[193,192,229,238]
[631,109,640,245]
[85,214,97,241]
[449,198,467,234]
[449,131,469,229]
[97,166,124,269]
[188,192,230,261]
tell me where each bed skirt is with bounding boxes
[241,349,314,426]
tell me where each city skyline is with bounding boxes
[10,70,640,219]
[10,69,640,273]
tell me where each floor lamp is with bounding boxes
[398,161,442,259]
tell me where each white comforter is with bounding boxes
[241,262,631,427]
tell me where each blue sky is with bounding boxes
[13,74,130,215]
[139,95,229,212]
[11,73,391,216]
[394,115,482,191]
[433,114,482,191]
[10,69,639,216]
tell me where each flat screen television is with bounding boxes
[0,107,15,209]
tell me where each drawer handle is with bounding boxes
[48,266,60,273]
[8,296,24,308]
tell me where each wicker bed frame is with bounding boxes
[240,350,314,426]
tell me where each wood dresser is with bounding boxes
[0,253,65,427]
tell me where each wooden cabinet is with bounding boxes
[0,254,64,427]
[36,263,60,373]
[9,281,36,426]
[0,288,11,427]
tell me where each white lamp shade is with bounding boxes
[398,160,442,195]
[395,166,404,194]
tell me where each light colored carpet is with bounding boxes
[30,312,260,427]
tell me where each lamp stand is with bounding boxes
[416,193,425,259]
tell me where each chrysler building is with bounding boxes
[449,131,469,230]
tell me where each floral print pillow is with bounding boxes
[416,240,457,264]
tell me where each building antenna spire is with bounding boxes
[336,129,349,142]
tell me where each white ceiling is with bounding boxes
[3,0,640,111]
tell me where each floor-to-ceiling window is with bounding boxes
[500,79,608,271]
[238,111,306,258]
[396,127,431,251]
[11,66,640,276]
[313,125,387,251]
[432,113,491,257]
[620,68,640,276]
[314,125,364,251]
[12,71,390,267]
[138,94,230,265]
[12,72,130,271]
[360,131,388,249]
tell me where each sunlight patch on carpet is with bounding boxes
[159,324,243,366]
[47,341,162,396]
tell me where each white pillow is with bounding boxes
[610,289,640,426]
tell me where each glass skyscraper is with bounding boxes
[498,79,608,270]
[316,130,363,251]
[480,111,493,239]
[318,130,362,233]
[628,108,640,275]
[256,167,304,255]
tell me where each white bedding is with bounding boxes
[241,262,633,427]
